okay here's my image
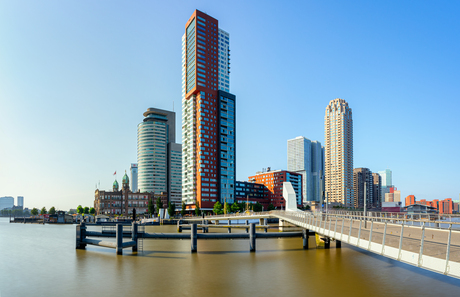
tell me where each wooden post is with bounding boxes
[246,220,249,233]
[116,224,123,255]
[228,227,231,233]
[249,223,256,252]
[132,222,138,252]
[324,237,330,249]
[191,224,197,253]
[302,229,309,249]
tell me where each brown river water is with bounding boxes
[1,217,460,297]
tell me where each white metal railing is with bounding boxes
[274,210,460,279]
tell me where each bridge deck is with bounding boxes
[188,210,460,279]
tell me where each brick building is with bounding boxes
[248,169,302,209]
[94,172,153,216]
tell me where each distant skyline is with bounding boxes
[2,0,460,210]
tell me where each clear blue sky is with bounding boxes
[1,0,460,210]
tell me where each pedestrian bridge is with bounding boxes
[186,210,460,279]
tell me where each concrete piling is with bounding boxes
[302,229,309,249]
[324,237,330,249]
[116,224,123,255]
[76,222,87,249]
[249,223,256,252]
[132,222,138,252]
[336,240,341,248]
[191,224,197,253]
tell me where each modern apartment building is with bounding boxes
[324,99,353,207]
[372,173,381,208]
[248,169,302,209]
[130,163,138,192]
[235,181,268,209]
[137,108,182,204]
[287,136,324,203]
[405,195,416,206]
[384,187,400,203]
[182,10,235,210]
[353,168,374,209]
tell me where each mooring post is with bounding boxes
[76,222,87,249]
[116,223,123,255]
[191,224,197,253]
[336,240,342,248]
[302,229,309,249]
[132,222,138,252]
[324,237,330,249]
[228,227,231,233]
[259,218,264,225]
[177,221,182,233]
[250,223,256,252]
[246,220,249,233]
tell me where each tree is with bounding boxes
[49,207,56,215]
[213,201,223,215]
[148,199,155,216]
[195,203,201,216]
[181,202,186,217]
[268,203,275,211]
[90,207,96,215]
[68,209,76,214]
[31,208,39,216]
[40,207,47,215]
[83,207,89,214]
[156,197,163,212]
[224,202,231,214]
[231,202,240,213]
[77,205,84,215]
[167,202,175,218]
[253,202,263,212]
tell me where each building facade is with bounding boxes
[137,108,181,204]
[287,136,324,203]
[182,10,235,210]
[130,163,138,192]
[17,196,24,208]
[248,169,302,209]
[0,197,14,210]
[372,173,381,208]
[353,168,374,209]
[94,173,152,215]
[324,99,353,207]
[405,195,416,206]
[235,181,268,209]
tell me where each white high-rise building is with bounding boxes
[287,136,324,203]
[137,108,182,204]
[324,99,353,207]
